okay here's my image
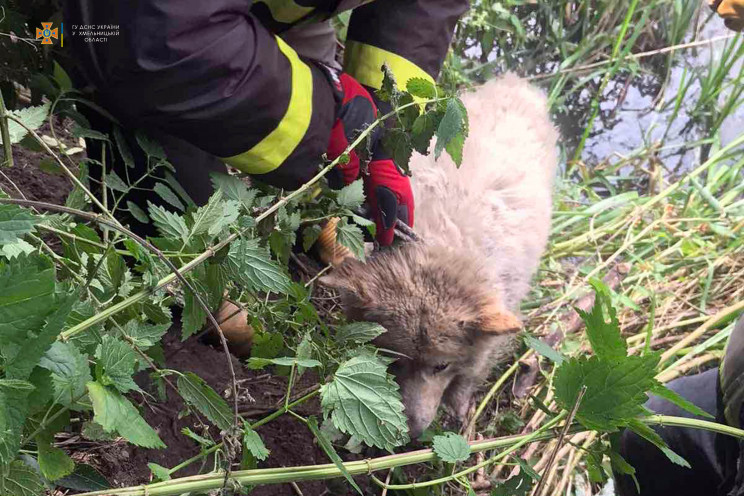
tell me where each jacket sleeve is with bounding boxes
[343,0,469,90]
[65,0,336,190]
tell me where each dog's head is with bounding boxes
[320,244,521,439]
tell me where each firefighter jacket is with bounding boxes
[62,0,469,188]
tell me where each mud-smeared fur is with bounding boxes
[322,74,559,438]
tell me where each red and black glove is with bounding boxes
[323,70,414,246]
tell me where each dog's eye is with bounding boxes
[433,363,449,374]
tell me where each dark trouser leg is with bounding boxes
[615,368,726,496]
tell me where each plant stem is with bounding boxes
[0,89,13,168]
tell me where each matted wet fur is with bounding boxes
[321,73,559,438]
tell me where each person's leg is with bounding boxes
[615,368,724,496]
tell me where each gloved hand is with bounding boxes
[709,0,744,31]
[323,70,414,246]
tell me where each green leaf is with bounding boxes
[336,179,365,210]
[491,471,534,496]
[126,201,149,224]
[55,463,111,492]
[135,131,166,159]
[0,204,37,245]
[350,214,376,237]
[554,354,660,431]
[53,60,73,91]
[0,460,45,496]
[410,113,437,155]
[336,322,387,345]
[307,416,362,495]
[164,172,197,210]
[381,130,413,173]
[627,419,690,467]
[434,98,465,159]
[0,254,55,344]
[177,372,233,431]
[1,239,35,259]
[4,103,50,145]
[432,432,470,463]
[122,320,169,349]
[320,352,409,451]
[242,423,270,461]
[147,202,189,242]
[189,191,228,237]
[95,336,140,393]
[154,183,185,211]
[302,224,323,252]
[577,281,627,361]
[38,435,75,481]
[0,382,28,465]
[0,379,34,392]
[72,125,109,141]
[210,172,258,211]
[181,284,208,340]
[246,356,321,370]
[377,64,400,105]
[523,334,565,365]
[148,463,171,482]
[225,238,292,294]
[296,333,313,378]
[87,381,165,448]
[335,220,366,262]
[406,78,437,99]
[650,384,713,419]
[39,341,93,408]
[444,131,465,167]
[113,126,135,168]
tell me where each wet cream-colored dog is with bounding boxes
[322,74,559,438]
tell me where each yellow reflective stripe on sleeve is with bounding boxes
[254,0,314,24]
[343,40,435,91]
[221,37,312,175]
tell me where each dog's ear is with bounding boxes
[478,295,522,334]
[318,263,370,307]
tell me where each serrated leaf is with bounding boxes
[434,98,465,159]
[0,204,37,245]
[336,322,387,345]
[38,436,75,481]
[225,238,292,294]
[189,191,227,237]
[491,471,534,496]
[523,334,565,365]
[148,463,171,482]
[210,172,257,210]
[0,382,28,465]
[0,254,55,344]
[335,220,366,262]
[164,172,196,210]
[307,416,362,495]
[113,126,135,168]
[296,333,313,378]
[95,336,140,393]
[81,421,117,441]
[246,356,321,370]
[53,60,73,91]
[126,201,149,224]
[444,131,465,167]
[135,131,166,159]
[243,423,270,461]
[578,281,627,361]
[104,170,128,193]
[627,419,690,467]
[320,352,409,451]
[0,460,45,496]
[411,112,437,155]
[177,372,233,431]
[302,224,323,252]
[432,432,470,463]
[181,285,208,340]
[87,381,165,448]
[554,354,660,431]
[39,341,93,408]
[154,183,185,211]
[55,463,111,492]
[1,239,36,260]
[72,125,108,141]
[147,201,189,242]
[406,78,437,99]
[122,320,169,349]
[650,384,713,419]
[350,214,376,236]
[336,179,365,210]
[381,130,413,173]
[3,103,50,145]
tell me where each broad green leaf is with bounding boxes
[0,460,45,496]
[432,432,470,463]
[135,131,166,159]
[336,179,365,210]
[164,172,197,210]
[434,98,465,159]
[491,471,534,496]
[302,224,323,252]
[87,381,165,448]
[95,336,140,393]
[3,103,50,144]
[381,130,413,173]
[113,126,134,168]
[577,281,627,361]
[554,354,660,431]
[0,204,37,245]
[650,384,713,419]
[38,435,75,481]
[126,201,149,224]
[107,170,130,194]
[188,191,227,237]
[1,239,35,259]
[0,379,34,391]
[53,60,73,91]
[147,202,189,242]
[350,214,376,236]
[225,238,292,294]
[122,320,169,349]
[177,372,233,431]
[523,334,565,365]
[246,356,321,370]
[72,125,108,141]
[39,341,92,408]
[335,220,366,262]
[0,254,55,343]
[410,112,437,155]
[336,322,387,345]
[181,285,208,340]
[0,383,28,465]
[307,416,362,495]
[627,419,690,467]
[406,77,437,99]
[210,172,257,210]
[154,183,185,211]
[81,421,117,441]
[148,463,171,482]
[55,463,111,492]
[444,131,465,167]
[320,352,409,451]
[181,427,215,447]
[377,64,400,105]
[242,423,270,461]
[296,333,313,378]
